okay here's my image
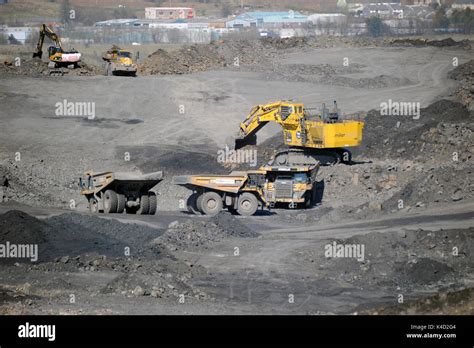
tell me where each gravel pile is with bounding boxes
[0,58,100,77]
[302,227,473,290]
[390,37,471,49]
[449,59,474,111]
[157,212,259,251]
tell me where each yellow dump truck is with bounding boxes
[235,100,364,165]
[79,171,163,215]
[102,46,137,76]
[172,165,319,216]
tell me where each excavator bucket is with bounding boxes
[32,51,43,59]
[235,134,257,150]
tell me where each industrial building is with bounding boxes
[227,11,309,28]
[145,7,195,20]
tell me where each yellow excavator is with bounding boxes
[235,101,364,165]
[32,24,81,69]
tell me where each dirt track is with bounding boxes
[0,40,473,314]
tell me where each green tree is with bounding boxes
[221,3,232,17]
[432,7,449,29]
[366,17,386,37]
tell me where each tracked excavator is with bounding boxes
[32,24,81,73]
[235,101,364,166]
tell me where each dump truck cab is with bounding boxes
[172,164,319,216]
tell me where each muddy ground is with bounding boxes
[0,36,472,314]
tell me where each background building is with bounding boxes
[227,11,308,28]
[145,7,195,20]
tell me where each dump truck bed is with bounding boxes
[80,171,163,195]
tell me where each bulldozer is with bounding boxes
[102,45,137,76]
[32,24,81,74]
[173,164,319,216]
[235,100,364,166]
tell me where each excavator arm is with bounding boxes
[33,24,63,59]
[235,101,294,149]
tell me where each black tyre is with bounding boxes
[117,193,125,214]
[103,190,118,214]
[137,194,149,215]
[186,192,201,215]
[196,194,204,214]
[89,197,99,213]
[237,192,259,216]
[304,191,312,208]
[199,191,223,216]
[148,192,157,215]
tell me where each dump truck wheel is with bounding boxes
[200,191,223,216]
[196,194,204,214]
[148,193,157,215]
[237,193,258,216]
[137,194,149,215]
[187,192,201,215]
[89,197,99,213]
[117,193,125,214]
[103,190,118,214]
[304,191,312,208]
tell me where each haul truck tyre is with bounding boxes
[187,192,201,215]
[200,191,223,216]
[196,194,204,214]
[117,193,125,214]
[89,197,99,213]
[137,194,150,215]
[103,190,118,214]
[148,193,157,215]
[237,192,258,216]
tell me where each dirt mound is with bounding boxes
[157,212,259,251]
[382,166,473,211]
[262,37,308,49]
[361,287,474,315]
[0,210,164,263]
[354,99,472,162]
[0,58,100,77]
[0,210,49,246]
[449,59,474,111]
[139,45,225,75]
[300,227,473,291]
[391,37,471,49]
[0,210,212,301]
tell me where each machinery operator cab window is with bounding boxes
[293,173,309,184]
[119,51,132,58]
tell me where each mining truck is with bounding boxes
[102,46,138,76]
[79,171,163,215]
[172,165,319,216]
